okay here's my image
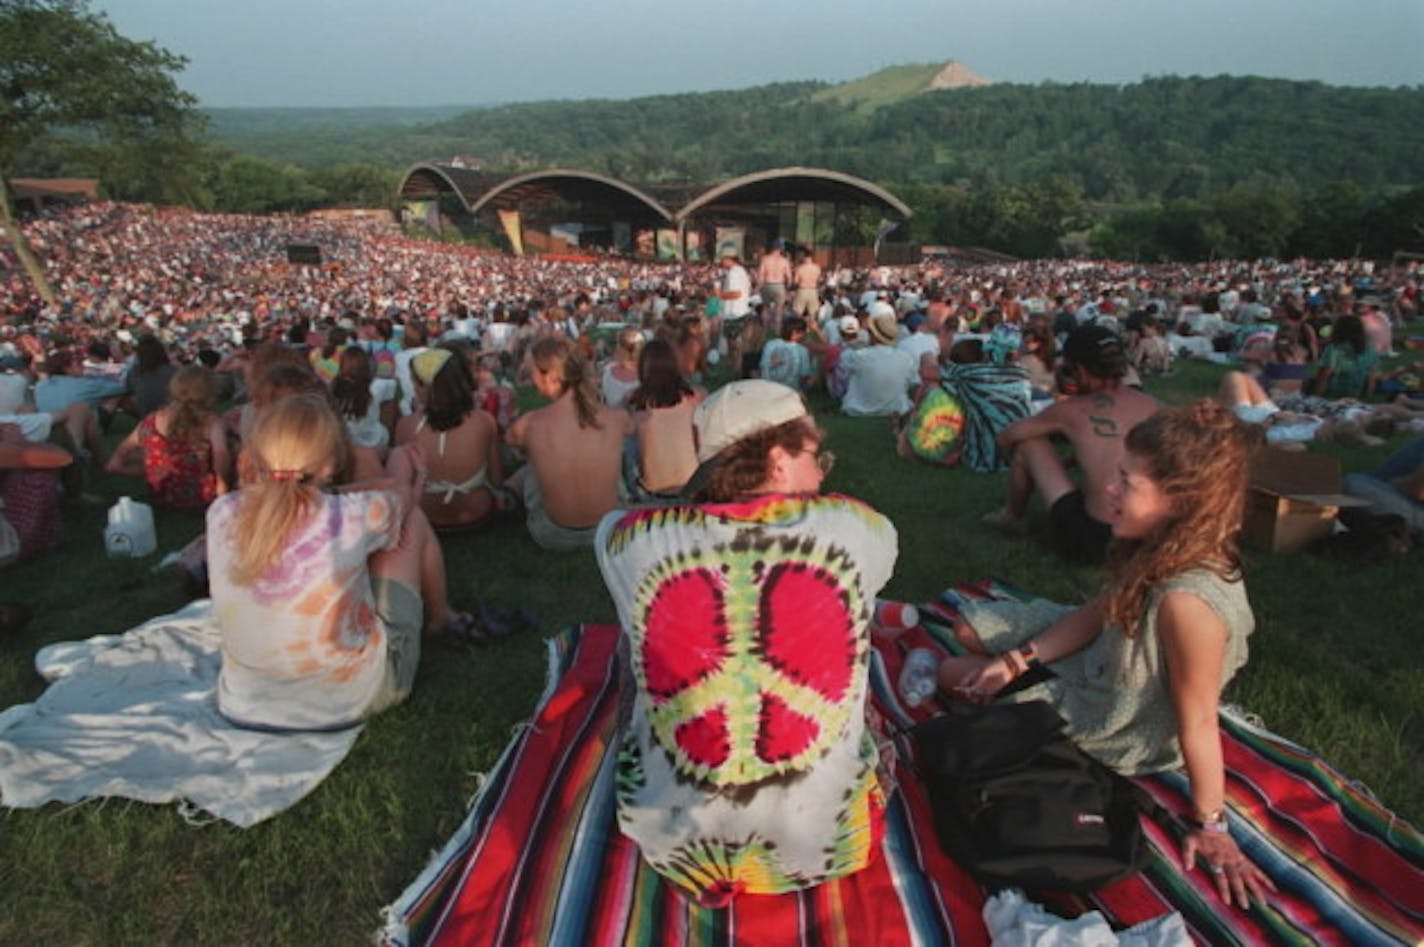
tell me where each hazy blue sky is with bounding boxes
[94,0,1422,108]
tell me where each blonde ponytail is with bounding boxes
[229,394,347,586]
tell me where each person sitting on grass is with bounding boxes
[1312,314,1379,400]
[595,379,899,906]
[0,422,73,567]
[985,325,1159,565]
[106,365,233,510]
[839,305,918,417]
[395,347,504,532]
[331,346,393,456]
[506,337,632,550]
[759,315,814,390]
[941,401,1275,909]
[626,338,704,501]
[208,394,470,732]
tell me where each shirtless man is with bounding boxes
[755,239,793,316]
[791,246,822,320]
[985,325,1159,565]
[506,337,633,550]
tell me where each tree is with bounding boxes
[0,0,204,302]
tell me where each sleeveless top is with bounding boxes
[967,567,1253,775]
[139,413,220,509]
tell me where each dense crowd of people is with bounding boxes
[3,200,1421,907]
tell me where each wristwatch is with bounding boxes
[1191,809,1229,833]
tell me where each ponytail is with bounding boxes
[531,336,603,429]
[228,394,346,586]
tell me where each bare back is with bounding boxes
[635,391,704,494]
[1058,386,1161,520]
[793,259,822,290]
[512,394,632,529]
[396,408,501,528]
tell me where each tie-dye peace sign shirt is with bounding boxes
[208,488,403,731]
[595,493,898,905]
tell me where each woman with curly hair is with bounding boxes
[938,400,1275,908]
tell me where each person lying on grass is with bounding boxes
[595,380,899,906]
[208,393,470,732]
[940,401,1275,909]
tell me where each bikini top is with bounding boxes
[415,416,489,504]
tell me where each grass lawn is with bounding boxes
[1,355,1420,942]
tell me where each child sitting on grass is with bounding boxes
[208,393,468,732]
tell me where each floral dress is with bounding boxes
[139,414,219,509]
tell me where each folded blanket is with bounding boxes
[382,584,1424,946]
[0,600,361,827]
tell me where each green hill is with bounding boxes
[810,60,991,112]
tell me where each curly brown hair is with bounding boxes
[692,416,822,503]
[1103,400,1261,637]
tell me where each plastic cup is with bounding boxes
[874,599,920,630]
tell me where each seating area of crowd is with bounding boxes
[1,202,1421,944]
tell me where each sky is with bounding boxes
[93,0,1423,109]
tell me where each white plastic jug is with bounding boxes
[105,496,157,557]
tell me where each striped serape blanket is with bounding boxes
[381,583,1424,946]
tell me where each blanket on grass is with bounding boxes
[381,583,1424,947]
[0,600,361,827]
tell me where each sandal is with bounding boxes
[440,611,489,646]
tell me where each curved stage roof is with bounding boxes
[397,164,911,225]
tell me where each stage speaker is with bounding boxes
[286,244,322,265]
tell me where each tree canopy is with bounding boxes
[0,0,206,297]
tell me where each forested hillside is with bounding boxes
[210,75,1423,202]
[18,64,1422,261]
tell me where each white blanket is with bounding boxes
[0,600,361,827]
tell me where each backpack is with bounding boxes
[912,700,1148,892]
[1321,511,1414,564]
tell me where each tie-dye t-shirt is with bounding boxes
[595,493,898,905]
[207,488,402,730]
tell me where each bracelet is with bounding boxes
[1190,809,1229,833]
[1017,641,1042,670]
[1000,651,1025,679]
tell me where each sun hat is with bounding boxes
[867,311,899,345]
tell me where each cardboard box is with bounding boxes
[1243,447,1368,553]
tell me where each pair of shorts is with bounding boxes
[1048,489,1113,565]
[793,288,820,319]
[522,469,601,550]
[366,576,423,716]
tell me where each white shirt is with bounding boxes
[723,265,752,318]
[393,346,427,417]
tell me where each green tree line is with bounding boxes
[6,1,1422,263]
